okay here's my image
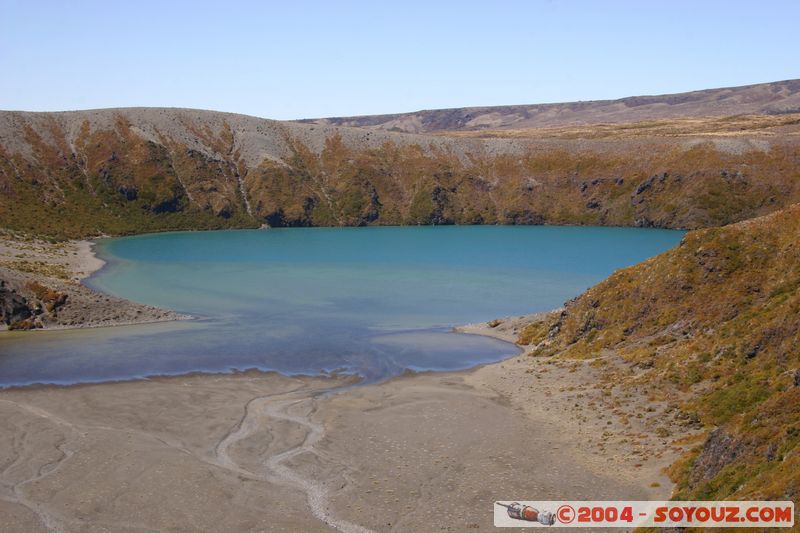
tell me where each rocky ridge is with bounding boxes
[301,79,800,133]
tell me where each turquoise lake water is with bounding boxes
[0,226,683,387]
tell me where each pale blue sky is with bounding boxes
[1,0,797,119]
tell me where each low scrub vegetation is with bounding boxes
[1,114,799,239]
[524,204,800,500]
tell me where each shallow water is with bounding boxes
[0,226,683,387]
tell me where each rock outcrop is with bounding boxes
[0,267,182,330]
[0,279,32,326]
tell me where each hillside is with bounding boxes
[300,79,800,133]
[519,204,800,501]
[1,105,799,239]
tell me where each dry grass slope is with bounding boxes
[522,204,800,503]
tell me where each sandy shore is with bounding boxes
[1,235,184,330]
[454,311,558,343]
[71,240,107,281]
[0,322,693,532]
[0,236,105,282]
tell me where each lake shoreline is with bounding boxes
[0,227,691,530]
[0,302,687,530]
[0,235,186,331]
[74,239,107,280]
[453,309,561,342]
[0,336,684,531]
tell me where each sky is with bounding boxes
[0,0,798,120]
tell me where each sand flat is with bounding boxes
[319,358,676,532]
[0,346,685,533]
[0,372,344,532]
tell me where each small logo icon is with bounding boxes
[557,504,576,524]
[496,502,556,526]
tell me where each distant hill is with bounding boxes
[0,80,799,239]
[299,79,800,133]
